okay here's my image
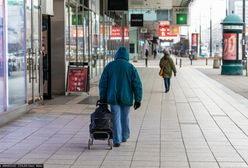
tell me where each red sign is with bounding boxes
[159,25,177,37]
[111,27,129,38]
[93,34,98,47]
[67,67,88,92]
[192,33,198,46]
[224,33,236,60]
[72,29,83,37]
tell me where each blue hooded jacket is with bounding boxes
[99,47,142,106]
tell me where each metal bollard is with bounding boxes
[176,58,178,65]
[190,58,192,65]
[206,58,208,65]
[180,58,182,68]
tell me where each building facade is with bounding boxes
[0,0,121,124]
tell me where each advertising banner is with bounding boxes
[67,67,88,93]
[224,33,236,60]
[191,33,198,46]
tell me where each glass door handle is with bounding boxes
[28,48,32,83]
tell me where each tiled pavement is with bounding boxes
[1,60,248,167]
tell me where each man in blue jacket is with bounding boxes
[99,47,142,147]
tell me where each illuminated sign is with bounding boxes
[159,25,177,38]
[176,13,187,25]
[111,27,129,39]
[72,29,83,37]
[72,15,82,25]
[171,25,179,34]
[172,7,189,25]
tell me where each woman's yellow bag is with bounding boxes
[159,68,163,76]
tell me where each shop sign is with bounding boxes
[111,27,129,39]
[224,33,236,60]
[173,7,189,13]
[159,25,177,38]
[130,14,143,27]
[67,67,88,93]
[171,25,179,34]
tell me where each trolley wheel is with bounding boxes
[88,139,91,150]
[108,139,113,150]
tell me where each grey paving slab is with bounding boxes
[1,62,248,167]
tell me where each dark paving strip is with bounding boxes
[78,96,100,105]
[43,95,80,105]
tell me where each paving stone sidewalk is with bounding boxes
[1,61,248,168]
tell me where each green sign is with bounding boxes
[8,0,19,5]
[72,15,83,25]
[176,13,187,25]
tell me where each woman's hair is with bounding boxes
[164,50,170,56]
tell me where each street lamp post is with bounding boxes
[226,0,228,16]
[210,7,213,57]
[242,0,247,76]
[242,0,246,61]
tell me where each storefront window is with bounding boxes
[83,9,89,61]
[8,0,26,106]
[0,0,5,112]
[77,8,84,62]
[66,1,100,80]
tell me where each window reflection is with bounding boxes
[0,0,4,111]
[8,0,26,105]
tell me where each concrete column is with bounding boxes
[50,0,66,95]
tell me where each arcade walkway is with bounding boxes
[1,60,248,168]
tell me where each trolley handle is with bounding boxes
[96,100,108,107]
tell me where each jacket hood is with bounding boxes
[115,47,129,61]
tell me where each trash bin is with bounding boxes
[133,55,138,62]
[213,53,220,69]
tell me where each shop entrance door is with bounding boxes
[26,0,42,104]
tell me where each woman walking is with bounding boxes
[159,50,176,93]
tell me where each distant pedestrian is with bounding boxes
[99,47,142,147]
[145,49,149,67]
[8,59,12,77]
[159,50,176,93]
[153,49,157,59]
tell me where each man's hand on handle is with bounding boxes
[134,102,141,110]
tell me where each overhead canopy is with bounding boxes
[129,0,193,10]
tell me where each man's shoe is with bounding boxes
[122,139,127,142]
[113,143,120,147]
